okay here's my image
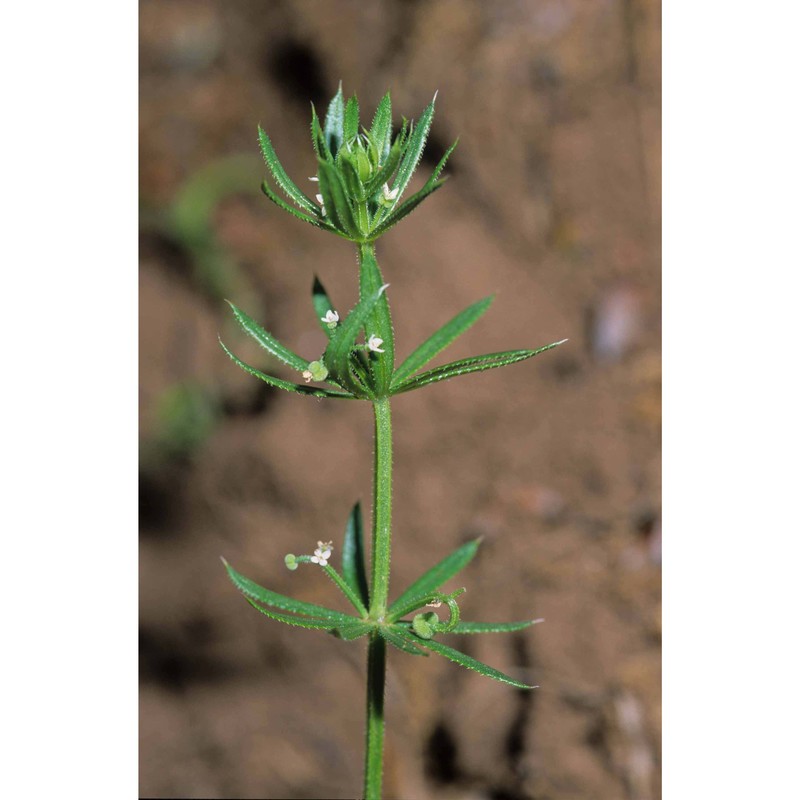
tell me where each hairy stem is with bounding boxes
[364,396,393,798]
[364,631,387,800]
[370,397,393,615]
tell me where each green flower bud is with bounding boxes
[284,554,298,571]
[412,611,439,640]
[356,148,372,183]
[302,360,329,383]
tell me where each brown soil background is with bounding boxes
[139,1,661,798]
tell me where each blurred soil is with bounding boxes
[140,1,661,798]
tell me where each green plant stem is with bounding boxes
[370,397,393,615]
[364,631,387,800]
[364,396,393,798]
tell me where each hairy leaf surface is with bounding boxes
[257,127,318,214]
[226,301,308,372]
[392,296,493,385]
[393,342,567,393]
[223,559,357,622]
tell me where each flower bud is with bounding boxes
[412,611,439,640]
[307,360,329,382]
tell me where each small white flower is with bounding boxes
[310,540,333,567]
[309,176,319,182]
[321,310,339,325]
[367,334,385,353]
[382,183,399,202]
[302,370,313,383]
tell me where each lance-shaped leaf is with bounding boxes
[358,245,394,393]
[380,625,429,656]
[219,339,354,400]
[222,558,357,622]
[393,630,537,689]
[323,285,386,396]
[447,619,544,635]
[340,156,364,204]
[317,159,358,237]
[392,341,568,394]
[310,104,331,161]
[343,94,360,142]
[342,502,370,609]
[260,179,338,234]
[226,301,308,372]
[312,275,338,340]
[245,598,345,630]
[388,539,480,616]
[257,127,318,215]
[426,137,458,185]
[324,84,345,157]
[392,296,493,386]
[370,91,393,162]
[390,94,436,205]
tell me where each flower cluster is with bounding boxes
[310,541,333,567]
[257,85,454,243]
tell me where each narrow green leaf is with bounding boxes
[388,539,480,616]
[390,94,436,204]
[324,84,345,157]
[257,127,318,214]
[317,159,358,237]
[312,275,338,340]
[449,619,544,635]
[342,503,370,609]
[404,632,537,689]
[427,137,458,184]
[245,598,343,630]
[393,341,568,394]
[260,179,333,232]
[226,301,308,372]
[392,296,493,386]
[380,625,429,656]
[370,92,393,162]
[331,621,373,641]
[310,104,331,161]
[323,286,384,396]
[222,558,357,622]
[219,339,354,400]
[343,95,360,142]
[358,244,394,393]
[339,155,362,198]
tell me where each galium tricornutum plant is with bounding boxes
[220,85,566,800]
